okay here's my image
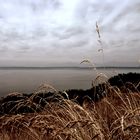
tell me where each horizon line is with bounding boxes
[0,66,139,69]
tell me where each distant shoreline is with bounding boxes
[0,66,139,70]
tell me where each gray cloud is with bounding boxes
[0,0,139,66]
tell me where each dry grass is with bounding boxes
[0,100,103,140]
[0,82,140,140]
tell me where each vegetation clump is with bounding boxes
[0,72,140,140]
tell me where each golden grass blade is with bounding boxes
[96,21,101,39]
[80,59,91,64]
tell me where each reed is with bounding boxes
[0,78,140,140]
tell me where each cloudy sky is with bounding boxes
[0,0,140,67]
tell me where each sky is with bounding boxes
[0,0,140,67]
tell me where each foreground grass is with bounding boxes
[0,92,140,139]
[0,73,140,140]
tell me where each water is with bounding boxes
[0,67,139,96]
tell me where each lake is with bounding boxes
[0,67,139,96]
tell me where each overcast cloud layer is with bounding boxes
[0,0,140,67]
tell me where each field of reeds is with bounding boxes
[0,72,140,140]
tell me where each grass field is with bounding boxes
[0,73,140,140]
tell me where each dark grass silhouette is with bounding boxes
[0,91,64,115]
[108,72,140,89]
[0,72,139,115]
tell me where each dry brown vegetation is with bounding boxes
[0,76,140,140]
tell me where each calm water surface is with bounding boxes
[0,68,139,96]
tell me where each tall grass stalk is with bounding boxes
[96,21,105,69]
